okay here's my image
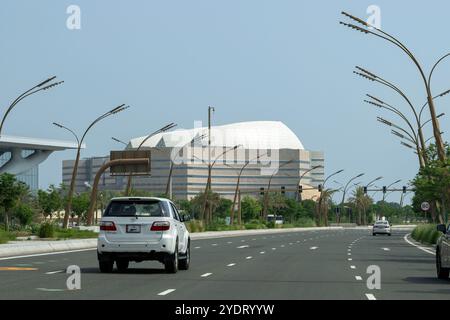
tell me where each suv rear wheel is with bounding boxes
[164,240,179,273]
[436,249,450,279]
[179,240,190,270]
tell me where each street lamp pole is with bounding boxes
[339,173,365,223]
[0,77,63,137]
[317,169,344,226]
[296,165,323,202]
[341,11,447,162]
[200,145,239,223]
[125,123,177,196]
[226,152,267,225]
[54,104,129,228]
[262,160,294,219]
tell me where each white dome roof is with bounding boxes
[129,121,304,150]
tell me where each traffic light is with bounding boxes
[363,186,368,194]
[281,186,286,195]
[260,187,265,196]
[403,186,407,194]
[383,186,387,194]
[298,185,303,194]
[318,184,323,192]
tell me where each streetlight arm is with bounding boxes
[53,123,80,146]
[428,53,450,88]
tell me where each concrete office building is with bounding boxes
[62,121,324,200]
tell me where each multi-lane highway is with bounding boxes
[0,228,448,300]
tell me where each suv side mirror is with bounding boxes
[182,214,191,222]
[437,224,447,234]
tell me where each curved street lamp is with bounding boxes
[224,152,267,225]
[165,133,207,198]
[339,173,365,223]
[262,159,294,219]
[200,145,241,222]
[54,104,129,228]
[0,77,63,137]
[125,123,177,196]
[111,136,128,147]
[341,11,447,162]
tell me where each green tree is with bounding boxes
[13,203,35,227]
[0,173,29,231]
[72,193,90,224]
[241,196,262,222]
[348,187,373,225]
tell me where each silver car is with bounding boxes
[372,220,391,236]
[436,224,450,279]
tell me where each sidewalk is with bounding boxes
[0,226,343,258]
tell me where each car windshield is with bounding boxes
[375,221,388,225]
[104,200,170,217]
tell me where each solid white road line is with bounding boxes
[227,263,236,267]
[158,289,176,296]
[45,270,64,275]
[403,234,435,255]
[201,273,212,278]
[365,293,377,300]
[355,276,362,281]
[36,288,65,292]
[0,248,96,261]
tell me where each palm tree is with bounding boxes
[349,187,373,225]
[316,188,337,226]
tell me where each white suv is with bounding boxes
[97,197,190,273]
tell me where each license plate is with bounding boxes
[126,225,141,233]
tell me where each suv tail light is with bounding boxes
[151,221,170,231]
[100,221,117,231]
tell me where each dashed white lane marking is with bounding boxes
[158,289,176,296]
[260,251,265,254]
[194,247,201,249]
[296,241,300,243]
[212,244,218,246]
[350,266,356,269]
[355,276,362,281]
[280,245,285,248]
[246,256,253,260]
[404,234,435,255]
[241,240,246,242]
[289,243,293,245]
[227,263,236,267]
[201,273,212,278]
[36,288,65,292]
[348,258,353,261]
[272,248,276,250]
[45,270,64,275]
[348,253,352,256]
[310,247,319,250]
[365,293,377,300]
[237,245,249,249]
[252,239,256,241]
[382,248,391,251]
[227,242,233,244]
[0,248,96,261]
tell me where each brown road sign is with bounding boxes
[110,150,151,175]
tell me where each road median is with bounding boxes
[0,226,343,258]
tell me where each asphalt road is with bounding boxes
[0,228,448,300]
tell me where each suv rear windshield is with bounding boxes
[104,200,170,217]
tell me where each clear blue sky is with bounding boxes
[1,1,449,204]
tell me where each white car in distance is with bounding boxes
[372,220,391,236]
[97,197,190,273]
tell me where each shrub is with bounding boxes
[411,224,441,245]
[0,230,16,244]
[38,222,55,238]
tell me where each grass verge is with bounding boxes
[411,224,441,245]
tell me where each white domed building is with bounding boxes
[126,121,324,200]
[63,121,324,201]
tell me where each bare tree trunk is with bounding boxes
[4,213,9,231]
